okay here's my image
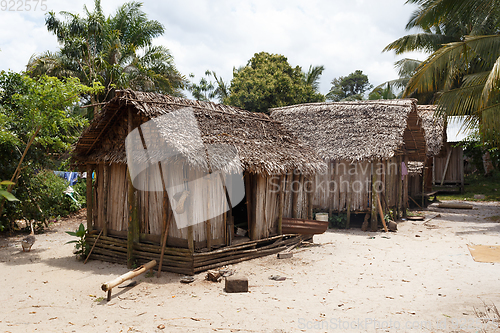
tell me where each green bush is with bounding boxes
[3,170,85,230]
[329,213,347,229]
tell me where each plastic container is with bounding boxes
[315,213,329,221]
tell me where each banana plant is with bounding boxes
[0,180,18,202]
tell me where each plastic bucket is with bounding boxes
[315,213,329,221]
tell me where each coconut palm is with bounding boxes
[303,65,325,93]
[27,0,186,115]
[404,34,500,139]
[383,0,500,144]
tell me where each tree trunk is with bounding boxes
[482,151,494,176]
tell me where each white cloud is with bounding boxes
[0,0,428,96]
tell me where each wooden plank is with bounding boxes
[377,195,388,232]
[371,162,378,231]
[187,226,194,253]
[127,107,138,269]
[277,175,284,234]
[103,164,109,237]
[157,189,171,277]
[86,164,93,231]
[346,164,353,229]
[440,149,453,186]
[397,156,403,219]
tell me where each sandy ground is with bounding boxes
[1,201,500,333]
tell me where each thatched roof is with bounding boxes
[73,90,325,176]
[407,161,424,175]
[417,105,445,157]
[270,99,426,162]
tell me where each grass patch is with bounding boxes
[437,170,500,202]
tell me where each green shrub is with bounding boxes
[329,213,347,229]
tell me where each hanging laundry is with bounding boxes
[401,162,408,180]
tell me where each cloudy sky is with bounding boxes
[0,0,426,97]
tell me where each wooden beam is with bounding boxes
[277,176,284,235]
[187,226,194,253]
[440,148,453,186]
[205,177,212,251]
[371,162,378,231]
[103,164,109,237]
[127,107,138,269]
[377,195,388,232]
[346,164,353,229]
[157,190,172,277]
[291,172,300,219]
[403,156,409,214]
[86,164,94,231]
[397,156,403,219]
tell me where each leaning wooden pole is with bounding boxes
[102,260,156,301]
[277,176,284,234]
[127,108,138,269]
[370,162,378,232]
[86,164,94,231]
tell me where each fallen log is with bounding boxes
[101,260,156,301]
[437,202,473,210]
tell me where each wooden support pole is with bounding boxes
[346,164,353,229]
[440,148,452,186]
[403,156,409,216]
[291,172,300,219]
[84,229,102,264]
[459,148,465,194]
[206,179,212,251]
[306,175,313,221]
[244,173,252,241]
[86,164,93,231]
[187,226,194,253]
[157,190,172,278]
[422,158,426,208]
[371,162,378,231]
[127,108,138,269]
[377,195,388,232]
[397,156,403,219]
[102,260,156,301]
[103,164,109,237]
[277,176,284,235]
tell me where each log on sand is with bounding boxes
[101,260,156,301]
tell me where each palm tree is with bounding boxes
[371,58,422,98]
[27,0,186,115]
[303,65,325,93]
[383,0,500,142]
[404,34,500,139]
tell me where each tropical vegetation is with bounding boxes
[384,0,500,146]
[224,52,325,113]
[27,0,187,118]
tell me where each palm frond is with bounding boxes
[383,33,455,54]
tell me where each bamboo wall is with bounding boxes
[311,157,404,213]
[89,163,305,248]
[434,143,464,187]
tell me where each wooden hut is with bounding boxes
[407,106,445,206]
[271,99,427,231]
[72,90,325,274]
[433,116,467,193]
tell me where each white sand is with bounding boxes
[1,201,500,332]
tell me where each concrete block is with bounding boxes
[225,275,248,293]
[277,252,293,259]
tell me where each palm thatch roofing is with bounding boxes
[417,105,445,157]
[407,161,424,175]
[73,89,325,176]
[270,99,426,162]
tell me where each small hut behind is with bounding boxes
[271,99,427,230]
[407,105,445,205]
[73,90,325,274]
[433,116,468,193]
